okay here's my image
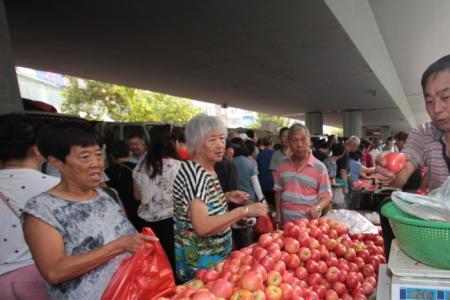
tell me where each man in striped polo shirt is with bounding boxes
[376,55,450,257]
[274,123,332,224]
[376,55,450,190]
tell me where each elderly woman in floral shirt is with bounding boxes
[172,114,268,282]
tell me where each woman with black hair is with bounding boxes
[0,114,59,300]
[230,138,265,248]
[105,140,141,230]
[132,124,180,270]
[22,120,158,300]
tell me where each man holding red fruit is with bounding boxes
[377,55,450,257]
[376,55,450,190]
[274,123,332,224]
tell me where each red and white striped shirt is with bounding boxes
[402,121,449,190]
[274,153,332,222]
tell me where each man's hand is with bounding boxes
[227,190,249,205]
[307,205,322,219]
[374,152,397,186]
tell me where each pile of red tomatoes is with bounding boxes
[160,217,385,300]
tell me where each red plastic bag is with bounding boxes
[254,214,274,234]
[101,227,176,300]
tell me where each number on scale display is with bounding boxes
[400,288,450,300]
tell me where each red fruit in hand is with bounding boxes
[384,152,407,174]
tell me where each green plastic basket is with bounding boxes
[381,201,450,269]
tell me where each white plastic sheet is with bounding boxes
[326,209,379,234]
[391,176,450,222]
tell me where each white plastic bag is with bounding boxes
[331,187,345,209]
[326,209,379,234]
[391,176,450,222]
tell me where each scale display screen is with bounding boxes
[400,288,450,300]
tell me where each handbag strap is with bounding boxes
[119,162,135,173]
[0,191,20,219]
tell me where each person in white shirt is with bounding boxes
[369,137,382,164]
[133,125,181,270]
[0,114,60,300]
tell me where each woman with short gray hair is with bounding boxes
[173,114,268,282]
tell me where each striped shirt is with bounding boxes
[274,153,332,222]
[172,160,231,282]
[402,122,449,190]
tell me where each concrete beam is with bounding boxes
[0,0,22,113]
[325,0,416,129]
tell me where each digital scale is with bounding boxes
[376,240,450,300]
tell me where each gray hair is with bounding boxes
[347,135,361,146]
[288,123,310,137]
[185,114,228,152]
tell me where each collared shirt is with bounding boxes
[274,154,332,222]
[402,121,450,190]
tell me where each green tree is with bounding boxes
[324,126,344,137]
[61,77,202,124]
[251,112,290,131]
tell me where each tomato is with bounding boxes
[384,152,407,174]
[210,279,233,298]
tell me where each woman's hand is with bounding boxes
[227,190,249,205]
[111,233,159,254]
[245,202,269,218]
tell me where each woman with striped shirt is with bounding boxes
[172,114,268,282]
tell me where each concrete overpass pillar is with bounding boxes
[343,110,362,137]
[0,0,22,114]
[305,112,323,135]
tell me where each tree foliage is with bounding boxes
[250,112,290,131]
[324,126,344,137]
[61,78,202,124]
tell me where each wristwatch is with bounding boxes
[315,205,323,216]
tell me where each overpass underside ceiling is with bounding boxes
[6,0,411,130]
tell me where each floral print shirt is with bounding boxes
[172,161,231,282]
[133,158,181,222]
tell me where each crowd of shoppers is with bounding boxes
[1,54,449,298]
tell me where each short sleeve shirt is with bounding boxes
[269,149,288,171]
[133,158,181,222]
[232,156,258,200]
[0,169,60,275]
[323,157,337,180]
[335,152,349,179]
[349,159,362,181]
[23,188,136,300]
[257,149,275,191]
[274,154,332,222]
[402,122,450,190]
[172,161,231,282]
